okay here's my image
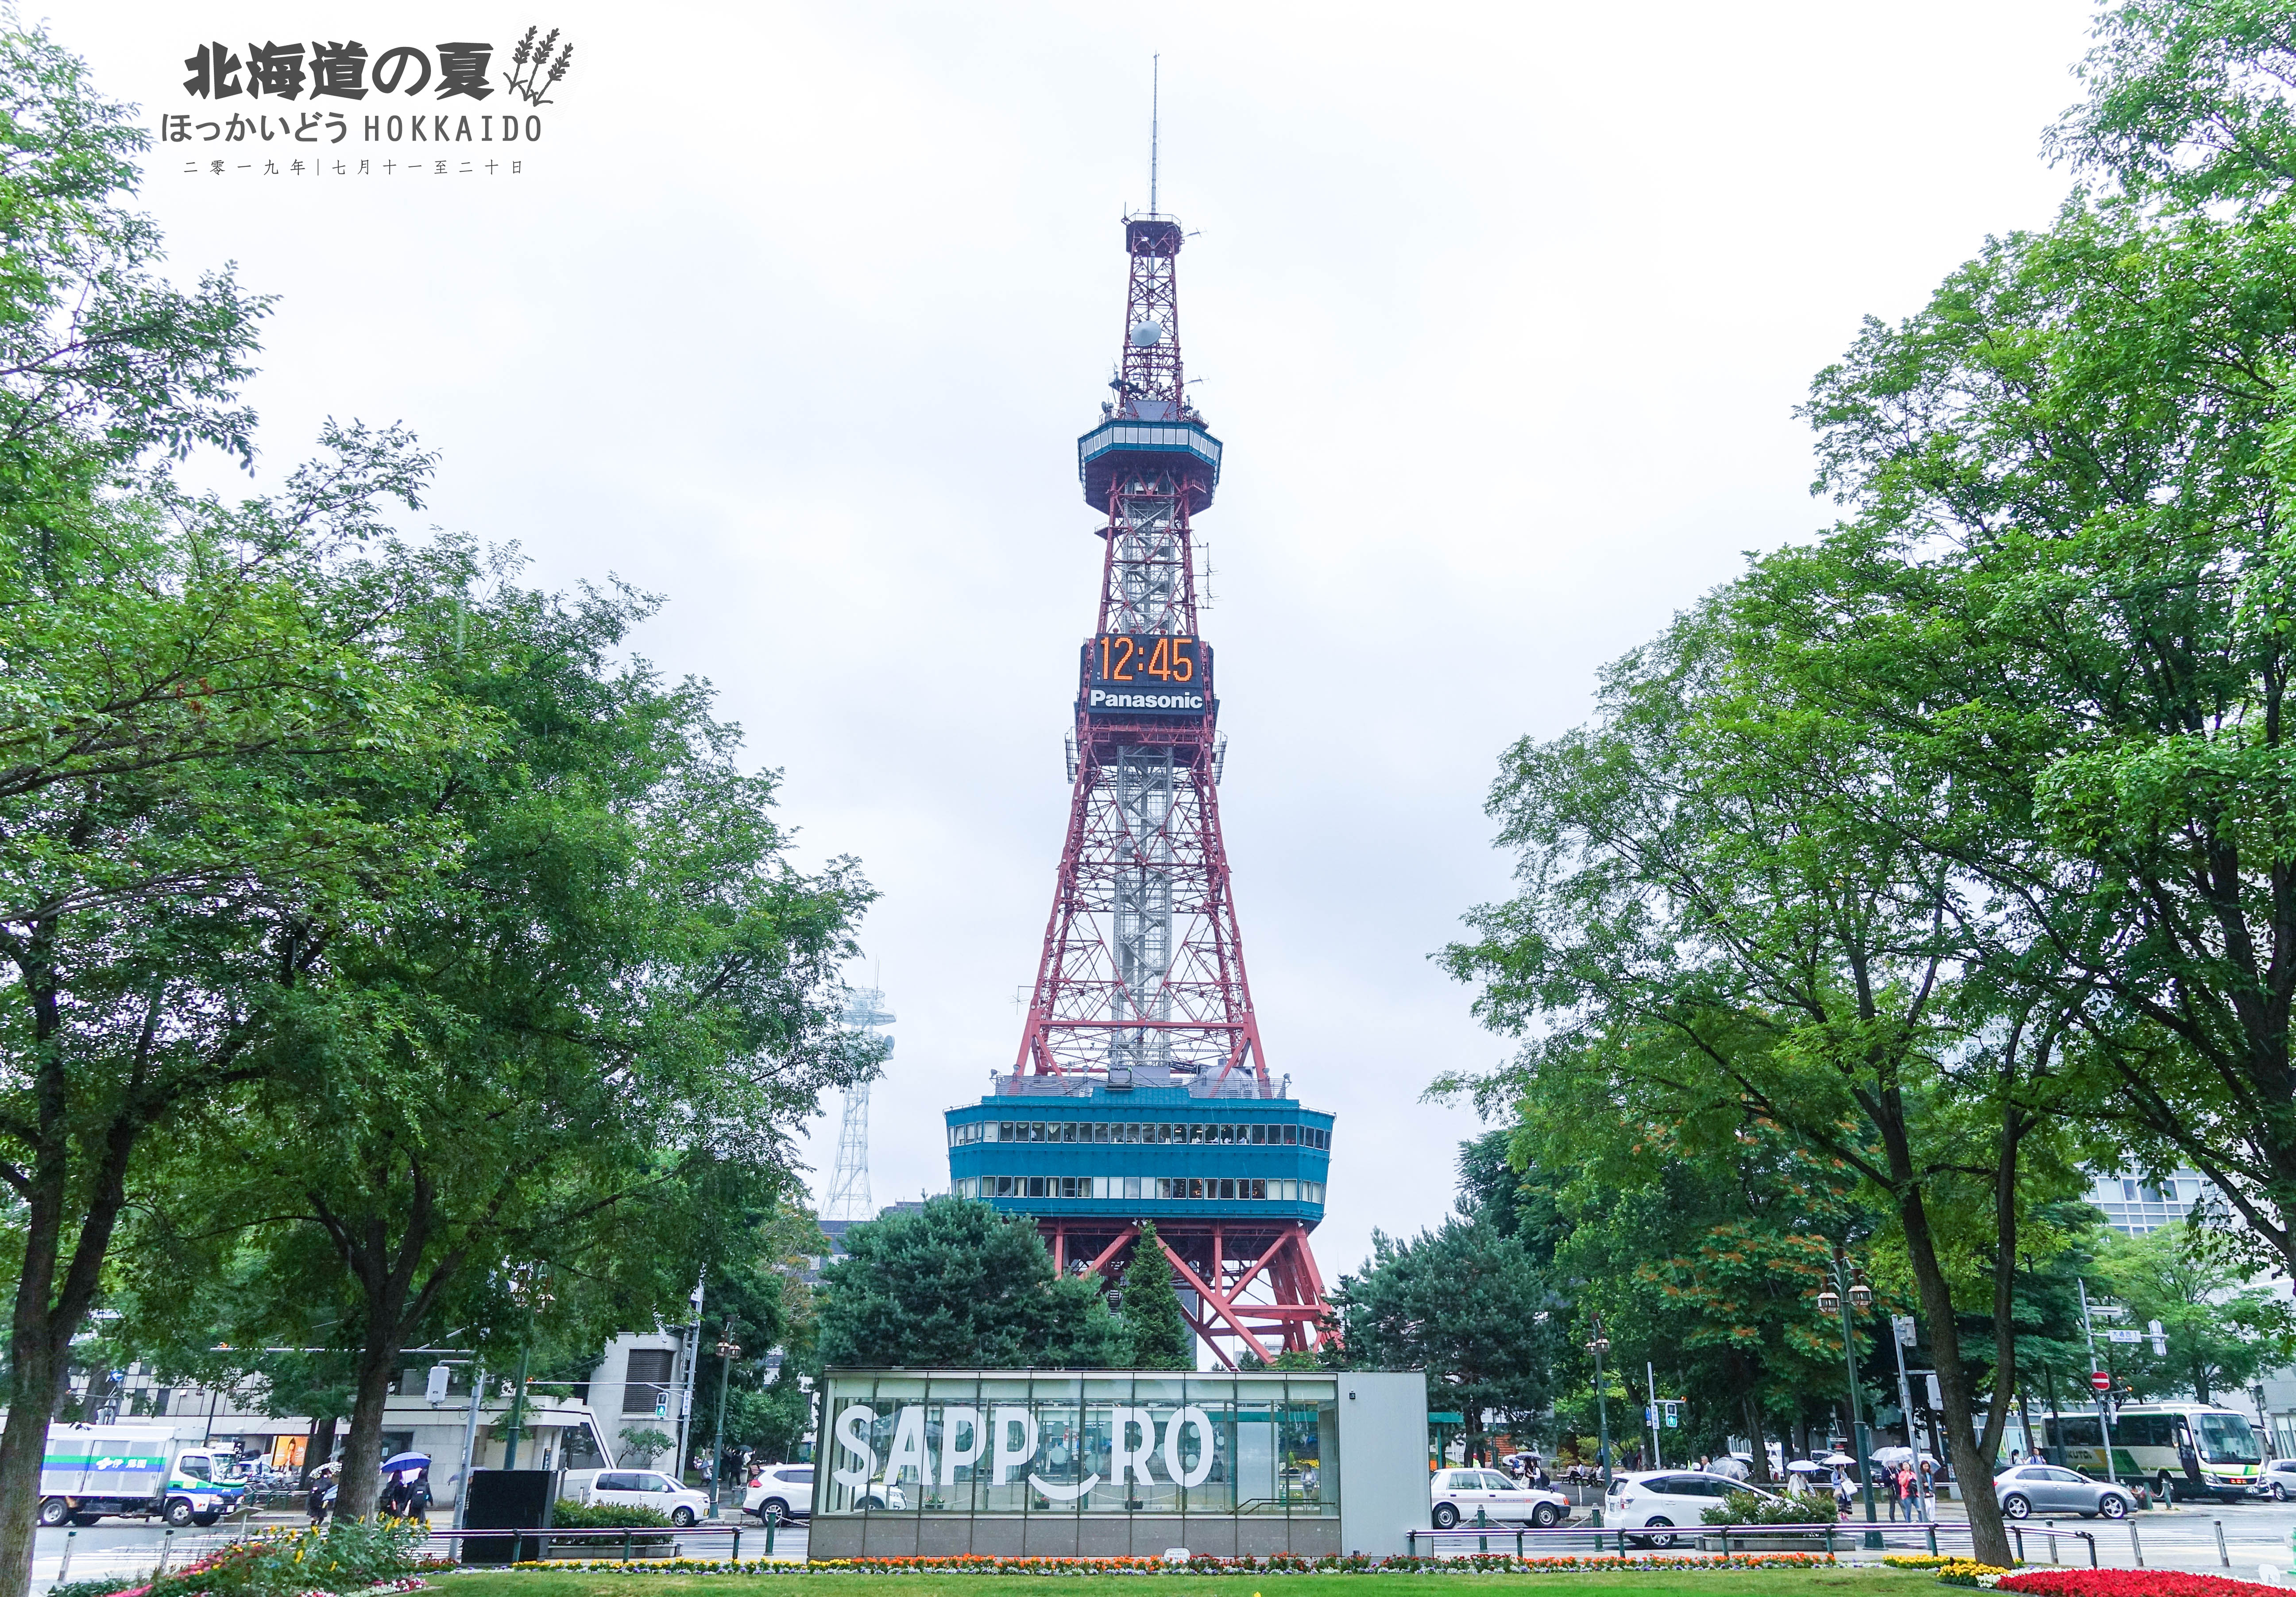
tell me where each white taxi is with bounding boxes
[1429,1467,1570,1528]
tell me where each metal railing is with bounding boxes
[1405,1519,2099,1566]
[420,1521,787,1565]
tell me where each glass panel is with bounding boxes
[1031,1374,1088,1514]
[1130,1376,1188,1515]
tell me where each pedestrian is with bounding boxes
[1917,1459,1936,1520]
[407,1468,433,1520]
[307,1462,336,1524]
[1891,1463,1912,1522]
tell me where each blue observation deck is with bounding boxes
[945,1078,1330,1226]
[1076,412,1223,515]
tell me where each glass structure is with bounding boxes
[809,1369,1344,1558]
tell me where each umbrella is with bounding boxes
[1784,1460,1820,1473]
[379,1451,430,1472]
[1820,1452,1857,1466]
[1871,1446,1915,1465]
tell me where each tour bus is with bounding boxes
[2049,1404,2264,1501]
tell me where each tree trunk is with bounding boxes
[1897,1185,2014,1566]
[0,988,151,1597]
[0,1338,61,1597]
[336,1336,401,1521]
[1741,1386,1773,1483]
[301,1414,340,1489]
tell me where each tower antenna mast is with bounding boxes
[946,154,1340,1369]
[1150,54,1160,215]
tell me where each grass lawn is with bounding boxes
[433,1570,1940,1597]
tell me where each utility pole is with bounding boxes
[708,1332,741,1516]
[499,1345,532,1471]
[2078,1279,2120,1486]
[454,1362,485,1527]
[1891,1315,1919,1454]
[1646,1362,1663,1471]
[673,1277,704,1483]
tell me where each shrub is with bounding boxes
[133,1517,428,1597]
[49,1580,138,1597]
[1701,1488,1833,1525]
[549,1497,673,1529]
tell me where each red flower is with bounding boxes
[2000,1572,2288,1597]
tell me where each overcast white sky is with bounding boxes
[62,0,2101,1284]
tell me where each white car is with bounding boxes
[742,1464,816,1524]
[1429,1466,1570,1528]
[1604,1469,1794,1547]
[587,1467,711,1527]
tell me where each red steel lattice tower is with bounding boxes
[943,202,1335,1366]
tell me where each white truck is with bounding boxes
[36,1426,240,1527]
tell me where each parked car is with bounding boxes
[1604,1470,1796,1547]
[588,1468,711,1527]
[743,1464,816,1525]
[1994,1463,2135,1520]
[2264,1458,2296,1501]
[1429,1467,1569,1529]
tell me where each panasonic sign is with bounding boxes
[1085,687,1207,714]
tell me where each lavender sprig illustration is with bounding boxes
[503,26,566,104]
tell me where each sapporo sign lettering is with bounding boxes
[832,1403,1216,1502]
[160,24,576,178]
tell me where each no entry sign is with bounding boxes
[2091,1372,2113,1392]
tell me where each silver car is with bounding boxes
[1995,1463,2135,1520]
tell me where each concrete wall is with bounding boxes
[1336,1371,1427,1558]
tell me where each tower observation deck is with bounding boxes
[944,209,1336,1367]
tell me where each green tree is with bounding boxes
[814,1197,1124,1369]
[1326,1210,1558,1462]
[618,1427,673,1468]
[1118,1222,1189,1370]
[0,28,485,1586]
[2095,1222,2296,1403]
[2049,0,2296,208]
[128,573,881,1518]
[702,1203,829,1474]
[1702,0,2296,1296]
[1442,582,2094,1565]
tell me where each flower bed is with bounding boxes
[81,1519,434,1597]
[1998,1574,2292,1597]
[1889,1556,2015,1587]
[497,1551,1841,1576]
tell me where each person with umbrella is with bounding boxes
[380,1452,430,1520]
[307,1461,338,1524]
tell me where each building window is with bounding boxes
[623,1349,675,1415]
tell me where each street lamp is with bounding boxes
[1585,1315,1613,1488]
[708,1331,742,1517]
[501,1264,551,1472]
[1819,1247,1882,1548]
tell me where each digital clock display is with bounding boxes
[1080,634,1214,718]
[1094,634,1202,685]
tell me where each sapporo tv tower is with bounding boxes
[944,95,1335,1367]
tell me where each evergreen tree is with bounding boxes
[1119,1222,1193,1370]
[816,1196,1122,1369]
